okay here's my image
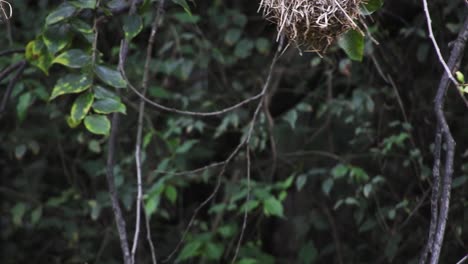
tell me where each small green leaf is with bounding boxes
[17,92,32,122]
[234,39,254,59]
[53,49,90,68]
[456,71,465,84]
[172,0,192,16]
[177,241,202,262]
[11,203,27,226]
[94,65,127,88]
[30,206,43,225]
[283,110,298,130]
[263,197,284,217]
[70,0,96,9]
[224,28,242,45]
[338,29,364,62]
[84,115,111,135]
[256,38,271,54]
[322,178,334,195]
[50,74,92,100]
[71,92,94,123]
[360,0,384,15]
[88,140,101,153]
[123,15,143,40]
[25,39,53,74]
[46,3,77,25]
[165,186,177,204]
[331,164,348,179]
[43,24,72,55]
[93,98,127,114]
[94,85,120,100]
[15,145,27,160]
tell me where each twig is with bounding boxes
[0,60,26,114]
[421,0,468,108]
[121,68,264,117]
[0,48,24,57]
[163,35,285,263]
[131,1,165,263]
[419,15,468,264]
[456,255,468,264]
[0,60,24,82]
[106,113,132,264]
[144,207,158,264]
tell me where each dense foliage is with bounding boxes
[1,0,467,263]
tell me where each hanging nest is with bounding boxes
[259,0,363,53]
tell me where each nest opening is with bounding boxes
[259,0,364,53]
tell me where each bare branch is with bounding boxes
[0,60,26,114]
[131,1,165,263]
[420,14,468,264]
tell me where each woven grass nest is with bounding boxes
[259,0,364,53]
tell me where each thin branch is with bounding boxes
[0,48,24,57]
[457,255,468,264]
[0,60,24,82]
[131,1,165,263]
[121,68,264,117]
[144,207,158,264]
[421,0,460,87]
[0,60,26,114]
[163,36,285,263]
[419,14,468,264]
[106,113,132,264]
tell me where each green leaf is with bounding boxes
[331,164,348,179]
[165,186,177,204]
[17,92,32,122]
[283,110,298,130]
[176,241,202,262]
[322,178,334,195]
[71,92,94,123]
[94,65,127,88]
[84,115,111,135]
[43,24,72,55]
[176,140,198,154]
[70,0,96,9]
[237,258,258,264]
[204,242,224,260]
[30,206,43,225]
[94,85,120,100]
[93,98,127,114]
[338,29,364,62]
[234,39,254,59]
[225,28,242,45]
[456,71,465,84]
[256,38,271,54]
[53,49,90,68]
[11,203,27,226]
[25,39,53,75]
[46,3,77,25]
[50,74,92,100]
[360,0,384,15]
[172,0,192,16]
[123,15,143,40]
[263,197,284,217]
[15,145,27,160]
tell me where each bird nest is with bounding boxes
[259,0,364,53]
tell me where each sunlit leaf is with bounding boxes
[53,49,90,68]
[50,74,92,100]
[360,0,384,15]
[71,92,94,123]
[25,39,53,75]
[84,115,111,135]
